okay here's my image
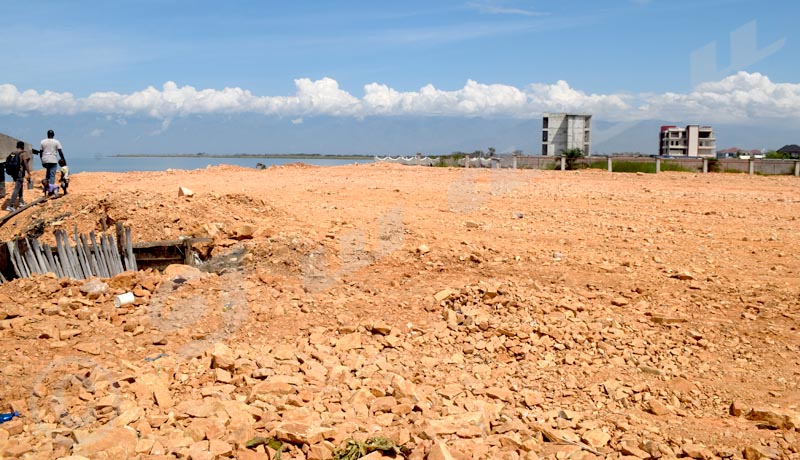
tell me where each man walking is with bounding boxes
[40,129,66,196]
[0,143,9,202]
[6,141,31,211]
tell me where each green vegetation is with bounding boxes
[586,159,695,174]
[765,150,793,159]
[433,152,465,167]
[562,148,584,170]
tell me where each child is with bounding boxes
[58,158,69,195]
[42,178,59,198]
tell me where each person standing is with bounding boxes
[22,145,33,190]
[6,141,31,211]
[39,129,66,196]
[0,143,10,202]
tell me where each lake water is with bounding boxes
[42,156,374,173]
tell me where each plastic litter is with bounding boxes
[144,353,167,362]
[0,411,20,423]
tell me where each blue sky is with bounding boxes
[0,0,797,155]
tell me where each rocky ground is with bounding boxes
[0,163,798,460]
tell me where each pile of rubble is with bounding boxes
[0,165,799,460]
[1,267,798,459]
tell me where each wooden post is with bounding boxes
[43,244,63,278]
[30,239,50,275]
[6,241,22,278]
[125,226,137,271]
[184,239,194,265]
[560,156,566,171]
[702,158,708,173]
[115,223,129,271]
[65,231,84,278]
[748,160,755,175]
[795,161,799,177]
[90,232,109,278]
[55,232,75,279]
[512,155,518,170]
[655,157,661,174]
[108,234,124,275]
[73,228,91,277]
[607,156,613,172]
[19,243,32,278]
[80,234,99,277]
[23,239,40,275]
[101,234,117,276]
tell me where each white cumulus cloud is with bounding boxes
[0,72,797,124]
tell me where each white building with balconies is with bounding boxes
[658,125,716,157]
[541,113,591,156]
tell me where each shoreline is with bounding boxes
[111,153,376,160]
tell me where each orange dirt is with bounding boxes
[0,163,798,459]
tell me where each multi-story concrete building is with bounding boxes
[658,125,716,157]
[0,132,32,155]
[541,113,591,156]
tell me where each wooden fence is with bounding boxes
[3,223,136,282]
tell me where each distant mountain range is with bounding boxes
[0,114,795,157]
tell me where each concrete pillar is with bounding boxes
[512,155,518,170]
[560,156,566,171]
[465,155,469,168]
[655,157,661,174]
[794,161,799,177]
[607,156,613,172]
[748,160,754,175]
[702,158,708,173]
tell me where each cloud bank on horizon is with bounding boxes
[0,72,796,125]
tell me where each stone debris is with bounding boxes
[0,167,798,460]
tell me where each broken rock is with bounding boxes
[80,278,108,299]
[428,441,456,460]
[273,422,331,445]
[647,399,672,416]
[581,429,610,448]
[211,343,236,371]
[73,426,138,458]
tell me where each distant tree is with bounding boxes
[488,147,496,157]
[563,148,584,170]
[512,149,523,156]
[765,150,791,159]
[472,150,485,157]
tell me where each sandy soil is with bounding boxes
[0,163,798,459]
